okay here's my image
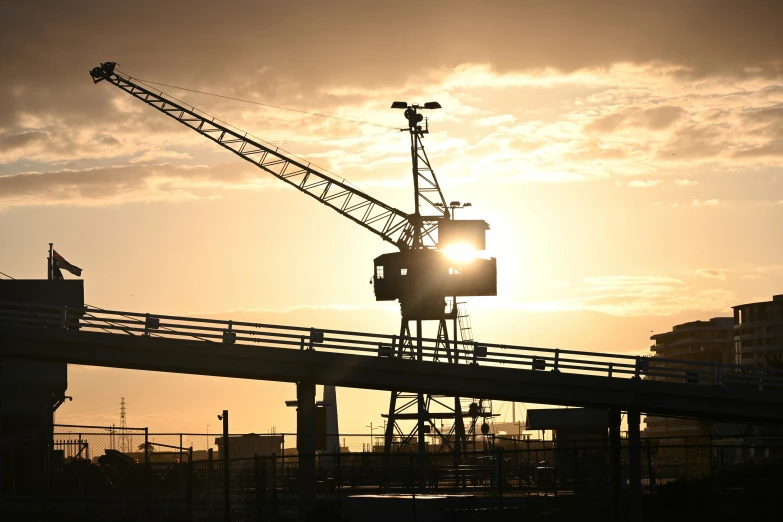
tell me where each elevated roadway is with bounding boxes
[1,302,782,425]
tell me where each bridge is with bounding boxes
[0,296,783,424]
[2,299,782,514]
[2,300,782,424]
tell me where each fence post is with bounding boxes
[187,447,193,522]
[221,410,230,522]
[336,450,342,514]
[255,454,265,522]
[144,427,150,521]
[498,447,504,510]
[409,455,417,520]
[573,447,580,503]
[271,453,278,509]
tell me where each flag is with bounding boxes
[53,250,82,277]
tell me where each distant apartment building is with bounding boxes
[732,294,783,366]
[644,317,734,436]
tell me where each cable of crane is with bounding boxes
[266,131,390,144]
[115,72,376,192]
[0,270,16,279]
[115,68,397,130]
[114,69,376,194]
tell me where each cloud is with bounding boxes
[693,199,720,206]
[474,114,515,127]
[0,162,275,210]
[628,179,662,188]
[695,268,729,280]
[517,272,735,316]
[1,3,783,209]
[674,179,698,186]
[130,150,192,163]
[585,106,685,134]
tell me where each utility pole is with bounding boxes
[366,422,376,453]
[48,243,53,280]
[119,397,128,452]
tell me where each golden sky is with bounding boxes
[1,1,782,434]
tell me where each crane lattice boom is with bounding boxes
[90,62,440,250]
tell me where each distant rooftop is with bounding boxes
[651,316,732,340]
[733,294,783,308]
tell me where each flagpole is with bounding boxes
[48,243,53,280]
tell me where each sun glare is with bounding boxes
[443,243,477,264]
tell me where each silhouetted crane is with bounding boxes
[90,62,498,460]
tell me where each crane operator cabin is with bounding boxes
[373,220,497,320]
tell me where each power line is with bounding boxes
[0,270,15,279]
[117,69,396,130]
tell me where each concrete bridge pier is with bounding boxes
[628,408,642,521]
[296,380,316,501]
[609,408,621,517]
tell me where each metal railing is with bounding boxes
[2,299,783,390]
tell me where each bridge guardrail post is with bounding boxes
[553,349,560,373]
[144,314,159,336]
[309,328,324,351]
[634,357,649,379]
[222,321,236,344]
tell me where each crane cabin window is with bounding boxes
[376,266,384,279]
[401,268,408,276]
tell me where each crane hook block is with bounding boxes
[90,62,117,84]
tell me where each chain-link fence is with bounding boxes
[3,423,783,520]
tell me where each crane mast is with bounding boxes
[90,62,498,461]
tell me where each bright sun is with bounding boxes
[443,243,477,264]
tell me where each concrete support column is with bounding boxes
[296,380,316,501]
[627,408,642,520]
[609,407,621,517]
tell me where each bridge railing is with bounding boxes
[2,300,783,391]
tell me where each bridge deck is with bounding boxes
[1,302,782,425]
